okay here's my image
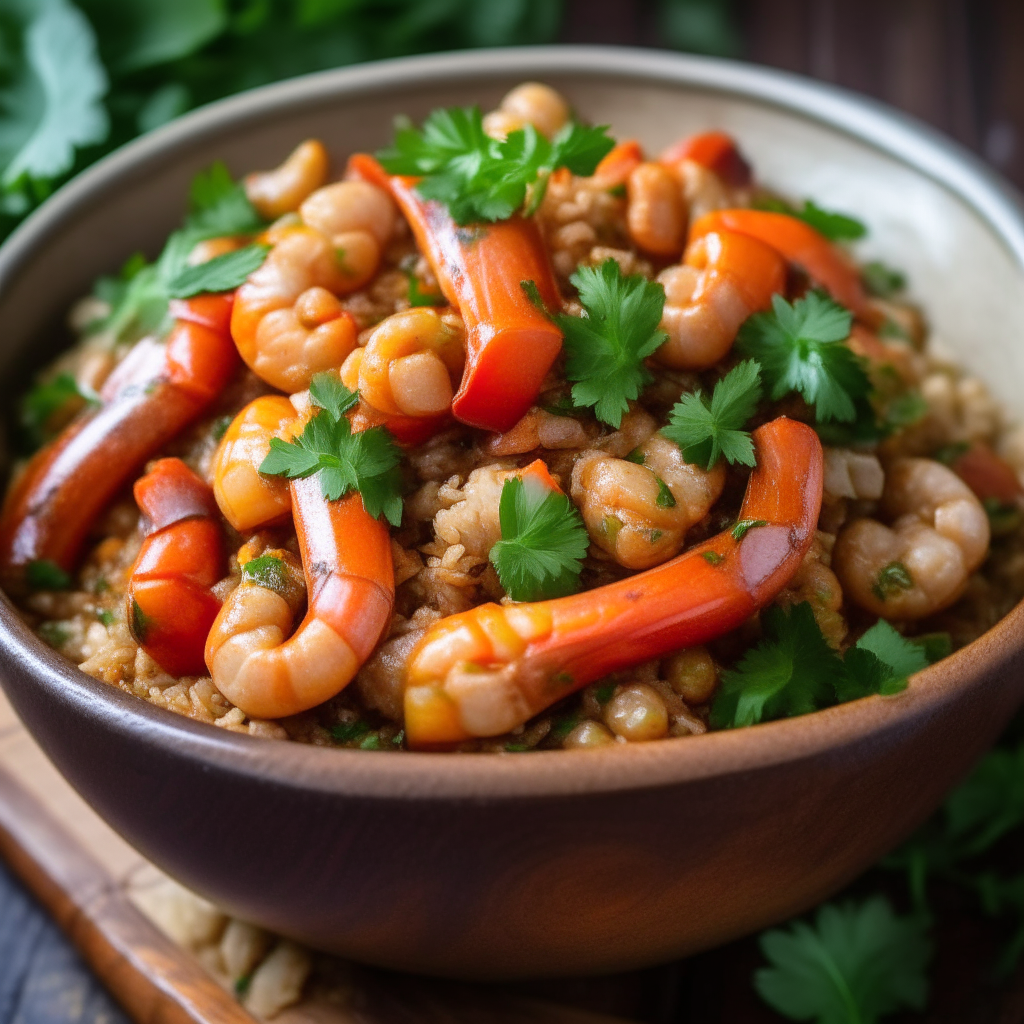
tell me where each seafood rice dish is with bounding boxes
[4,82,1024,752]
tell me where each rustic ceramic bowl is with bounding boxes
[0,46,1023,981]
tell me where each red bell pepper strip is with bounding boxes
[348,153,563,433]
[0,293,239,587]
[660,130,752,188]
[593,139,644,188]
[126,458,225,677]
[403,416,823,747]
[948,441,1023,506]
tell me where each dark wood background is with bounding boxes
[2,3,1022,1023]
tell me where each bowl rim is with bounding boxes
[2,44,1023,802]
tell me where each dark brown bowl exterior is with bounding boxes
[0,48,1023,979]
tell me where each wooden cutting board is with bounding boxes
[0,690,636,1024]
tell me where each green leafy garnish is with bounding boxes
[654,478,676,508]
[488,475,588,602]
[20,372,96,450]
[738,292,870,423]
[702,551,724,566]
[166,243,269,298]
[259,377,402,526]
[871,561,914,602]
[862,260,907,299]
[405,269,446,307]
[535,260,666,428]
[662,359,762,470]
[731,518,767,541]
[756,897,930,1024]
[26,559,71,592]
[711,604,926,729]
[755,196,867,242]
[332,720,371,743]
[130,598,152,642]
[38,622,70,649]
[186,160,263,236]
[97,610,116,627]
[377,105,614,225]
[240,555,288,593]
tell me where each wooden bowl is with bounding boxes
[0,47,1022,981]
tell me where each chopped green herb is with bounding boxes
[332,720,371,743]
[702,551,724,566]
[504,742,531,752]
[377,105,614,225]
[731,519,768,541]
[862,260,907,298]
[166,243,269,298]
[405,268,445,307]
[260,381,403,527]
[187,161,263,237]
[913,632,953,665]
[241,555,288,593]
[20,372,94,450]
[738,292,870,424]
[210,415,233,442]
[878,317,911,342]
[38,622,70,649]
[93,577,110,594]
[711,604,927,729]
[755,195,867,242]
[26,559,71,591]
[872,561,914,602]
[97,610,116,627]
[755,897,930,1024]
[391,729,405,747]
[489,475,588,602]
[540,259,667,428]
[360,734,382,750]
[662,359,763,470]
[933,441,971,466]
[551,715,580,740]
[607,182,626,198]
[655,478,676,508]
[883,392,928,430]
[984,496,1022,536]
[594,683,616,704]
[649,529,663,543]
[233,974,251,997]
[129,598,152,642]
[624,448,646,465]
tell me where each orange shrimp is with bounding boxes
[126,459,224,677]
[0,294,238,588]
[349,153,563,433]
[593,139,644,188]
[204,478,394,719]
[655,229,786,369]
[689,209,870,317]
[660,131,752,188]
[403,417,823,747]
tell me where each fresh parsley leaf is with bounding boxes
[755,897,931,1024]
[166,243,269,298]
[546,259,666,428]
[862,261,907,299]
[662,359,762,469]
[755,196,867,242]
[489,475,588,602]
[837,620,927,702]
[26,559,71,592]
[404,268,445,307]
[240,555,288,593]
[944,744,1024,858]
[97,609,116,627]
[0,0,109,194]
[260,397,403,527]
[731,518,767,541]
[738,292,870,423]
[186,159,263,236]
[309,373,359,420]
[711,602,839,728]
[377,105,614,225]
[871,561,913,602]
[130,597,152,642]
[20,372,95,450]
[332,720,371,743]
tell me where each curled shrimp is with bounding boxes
[126,459,224,676]
[343,307,465,419]
[211,396,296,533]
[655,229,786,370]
[403,417,823,747]
[571,434,726,570]
[205,476,394,719]
[245,139,330,220]
[833,457,990,619]
[0,294,238,588]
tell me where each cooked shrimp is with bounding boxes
[626,162,686,258]
[654,229,785,370]
[833,457,990,619]
[245,139,330,220]
[571,434,726,570]
[482,82,570,140]
[775,533,847,647]
[230,226,361,392]
[211,396,295,533]
[403,418,823,746]
[205,479,394,719]
[126,459,224,676]
[346,307,465,418]
[0,294,238,587]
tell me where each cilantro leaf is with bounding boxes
[166,243,269,298]
[377,105,614,225]
[308,373,359,420]
[662,359,762,469]
[755,897,931,1024]
[711,602,839,728]
[185,159,263,236]
[26,559,71,592]
[862,260,907,299]
[549,259,666,428]
[259,399,403,527]
[19,371,96,450]
[755,196,867,242]
[0,0,109,194]
[240,555,288,593]
[489,475,588,602]
[738,292,871,423]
